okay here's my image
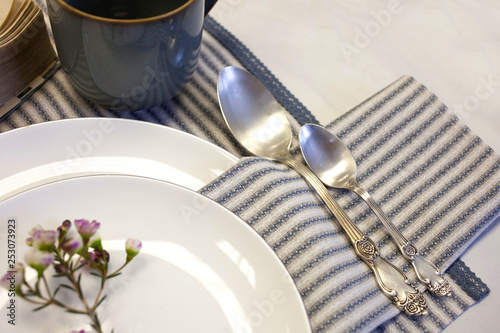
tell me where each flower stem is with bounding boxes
[107,260,129,279]
[55,247,105,332]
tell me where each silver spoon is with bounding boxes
[299,123,451,296]
[217,66,427,315]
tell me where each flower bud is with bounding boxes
[62,237,83,255]
[25,249,53,276]
[26,225,44,247]
[61,219,72,232]
[54,264,67,275]
[57,219,72,241]
[86,249,109,270]
[32,230,57,252]
[0,263,24,292]
[125,239,142,261]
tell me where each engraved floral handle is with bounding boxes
[279,157,428,315]
[350,183,451,296]
[356,237,427,315]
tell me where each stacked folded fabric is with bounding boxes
[0,0,56,113]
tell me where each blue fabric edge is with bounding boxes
[448,259,490,302]
[203,16,319,126]
[202,16,491,305]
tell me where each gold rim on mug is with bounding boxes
[52,0,196,24]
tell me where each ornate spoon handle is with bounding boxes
[279,157,427,315]
[350,183,451,297]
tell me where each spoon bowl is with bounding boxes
[299,124,357,189]
[217,66,292,159]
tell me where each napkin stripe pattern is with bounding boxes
[326,77,500,266]
[1,4,498,332]
[199,65,498,332]
[199,158,489,333]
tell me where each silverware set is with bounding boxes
[217,66,451,316]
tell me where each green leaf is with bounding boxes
[94,295,107,310]
[51,298,64,307]
[33,303,51,312]
[93,313,102,330]
[59,284,75,292]
[53,286,61,297]
[74,262,86,272]
[65,309,86,315]
[76,273,83,296]
[52,273,67,278]
[107,272,122,279]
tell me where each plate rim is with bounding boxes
[0,117,239,201]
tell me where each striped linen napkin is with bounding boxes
[199,73,500,332]
[1,2,499,330]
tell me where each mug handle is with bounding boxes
[205,0,218,16]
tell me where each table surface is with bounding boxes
[209,1,500,332]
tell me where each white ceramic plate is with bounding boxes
[0,175,311,332]
[0,118,238,202]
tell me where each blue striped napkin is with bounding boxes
[1,2,499,331]
[199,73,500,332]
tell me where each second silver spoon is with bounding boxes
[299,123,451,296]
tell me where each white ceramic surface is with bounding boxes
[210,1,500,331]
[0,175,311,332]
[0,118,238,202]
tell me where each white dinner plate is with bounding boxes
[0,175,311,332]
[0,118,239,202]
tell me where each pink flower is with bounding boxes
[62,237,83,255]
[25,249,53,276]
[32,230,57,252]
[74,219,100,241]
[26,225,44,247]
[125,239,142,261]
[0,263,24,291]
[29,225,44,235]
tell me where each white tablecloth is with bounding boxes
[209,1,500,332]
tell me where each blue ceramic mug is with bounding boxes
[47,0,218,110]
